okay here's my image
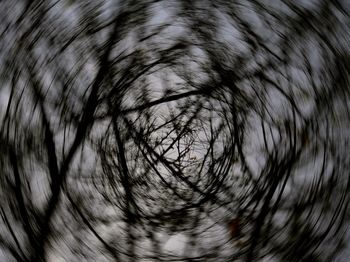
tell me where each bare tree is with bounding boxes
[1,0,350,261]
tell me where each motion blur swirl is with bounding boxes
[0,1,350,261]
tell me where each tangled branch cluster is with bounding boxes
[0,1,350,261]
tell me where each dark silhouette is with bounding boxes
[0,1,350,261]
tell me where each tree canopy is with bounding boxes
[1,0,350,261]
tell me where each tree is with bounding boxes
[0,0,350,261]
